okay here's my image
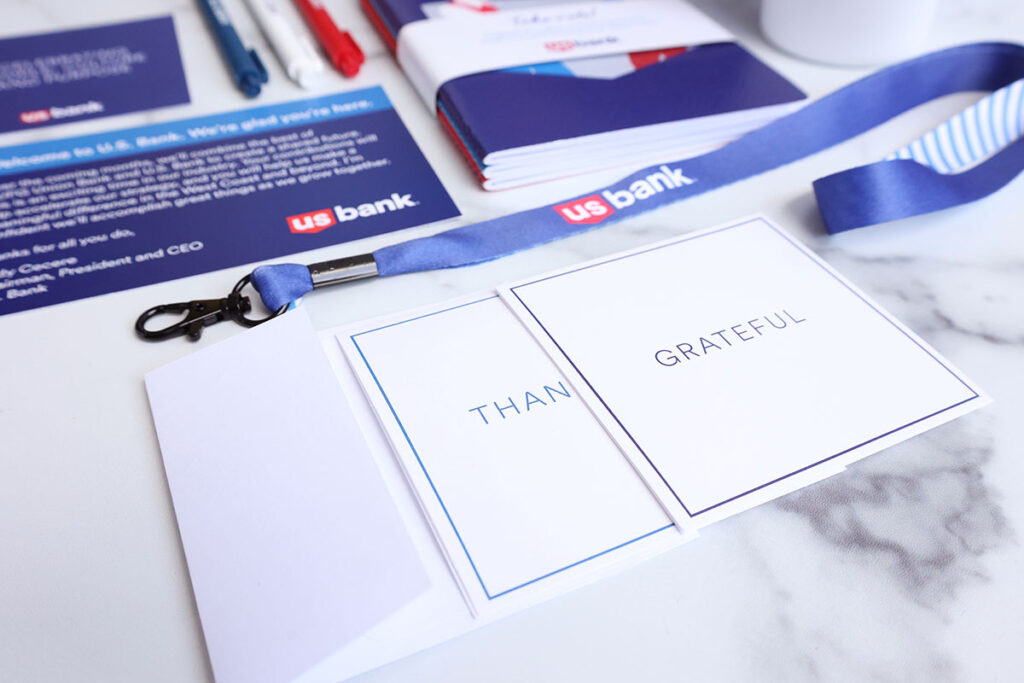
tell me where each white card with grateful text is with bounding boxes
[500,216,989,527]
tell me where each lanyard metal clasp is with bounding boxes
[135,253,378,342]
[308,253,378,288]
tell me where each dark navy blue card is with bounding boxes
[0,16,189,134]
[0,88,459,316]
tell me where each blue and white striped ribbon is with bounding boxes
[886,77,1024,172]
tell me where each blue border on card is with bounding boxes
[509,217,981,518]
[350,295,674,600]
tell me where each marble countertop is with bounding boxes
[2,0,1022,681]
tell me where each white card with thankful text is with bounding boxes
[338,295,691,616]
[500,216,989,527]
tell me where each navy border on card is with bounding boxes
[508,217,981,518]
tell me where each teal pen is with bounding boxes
[196,0,269,97]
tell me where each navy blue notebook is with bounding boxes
[437,44,806,159]
[363,0,806,188]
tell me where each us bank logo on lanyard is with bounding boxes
[136,43,1024,341]
[553,164,696,225]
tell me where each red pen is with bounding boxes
[293,0,365,77]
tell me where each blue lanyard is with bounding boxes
[137,42,1024,341]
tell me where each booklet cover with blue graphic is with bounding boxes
[363,0,807,189]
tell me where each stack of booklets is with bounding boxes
[362,0,807,189]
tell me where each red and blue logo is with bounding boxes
[18,110,51,125]
[553,194,614,225]
[287,208,336,234]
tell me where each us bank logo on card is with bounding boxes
[287,193,421,233]
[18,110,51,125]
[554,165,695,224]
[19,101,105,126]
[0,18,189,135]
[287,208,336,234]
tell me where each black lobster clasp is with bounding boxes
[135,274,289,342]
[135,293,252,341]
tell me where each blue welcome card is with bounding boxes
[0,17,190,133]
[0,88,459,316]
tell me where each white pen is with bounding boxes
[244,0,325,88]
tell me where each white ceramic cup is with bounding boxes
[760,0,940,66]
